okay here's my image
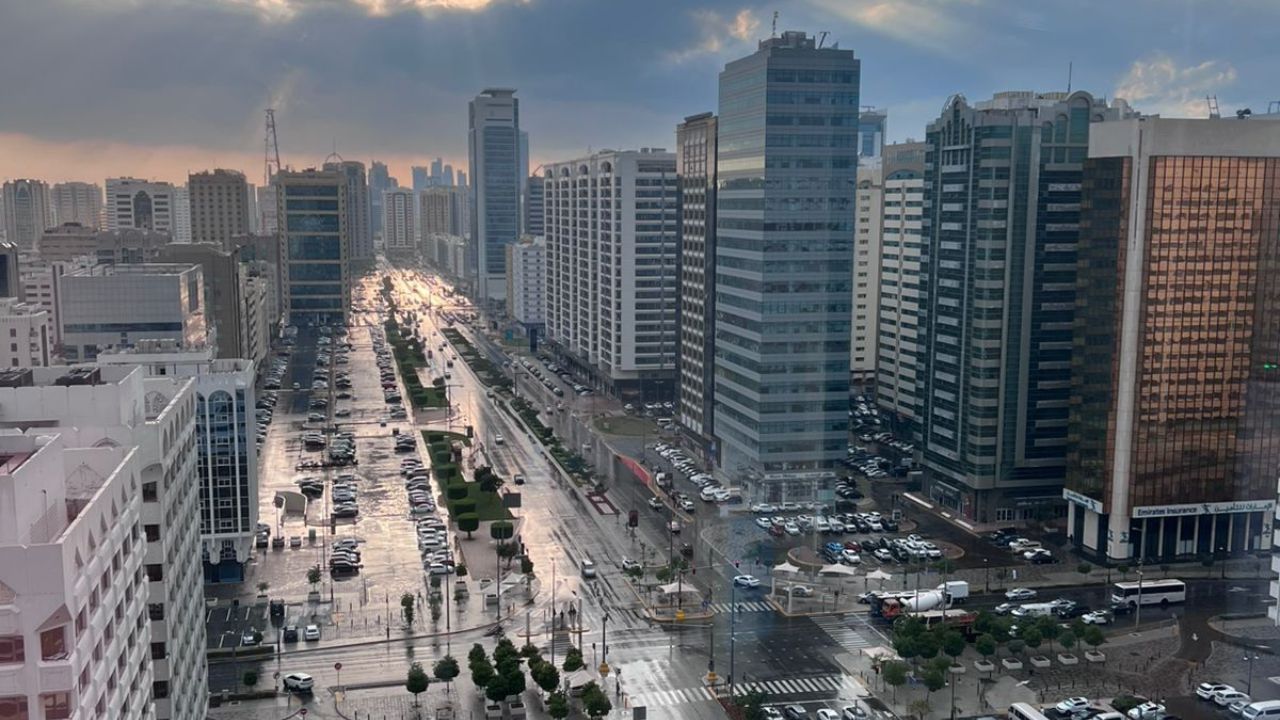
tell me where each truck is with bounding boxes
[874,581,969,618]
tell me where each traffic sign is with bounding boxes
[334,662,342,671]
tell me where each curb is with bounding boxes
[207,618,505,664]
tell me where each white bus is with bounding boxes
[1009,702,1052,720]
[1111,578,1186,607]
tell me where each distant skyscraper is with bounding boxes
[430,157,444,186]
[519,130,530,234]
[256,184,278,235]
[323,159,372,261]
[457,170,467,188]
[412,166,430,192]
[188,169,251,248]
[918,91,1136,522]
[275,169,349,327]
[676,112,718,457]
[2,179,53,249]
[1067,117,1280,564]
[369,160,393,236]
[525,175,544,237]
[443,164,455,187]
[858,108,887,159]
[105,177,180,236]
[50,181,103,229]
[383,188,417,256]
[713,31,858,502]
[420,187,461,237]
[173,185,192,242]
[469,88,522,302]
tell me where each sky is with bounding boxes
[0,0,1275,186]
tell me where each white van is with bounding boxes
[1243,701,1280,720]
[580,559,597,579]
[1011,603,1057,618]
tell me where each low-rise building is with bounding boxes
[0,298,51,366]
[59,264,208,362]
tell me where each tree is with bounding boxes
[497,542,519,566]
[454,512,480,539]
[453,499,477,516]
[972,611,997,637]
[480,472,504,494]
[401,592,416,625]
[243,670,259,687]
[494,637,519,666]
[433,655,460,690]
[939,630,966,662]
[1084,626,1107,651]
[739,689,769,720]
[975,634,997,661]
[581,681,612,718]
[531,659,560,695]
[256,581,270,596]
[520,642,540,659]
[1035,615,1061,652]
[563,645,585,672]
[1077,562,1093,576]
[1022,627,1043,653]
[406,662,429,706]
[893,634,920,665]
[1117,564,1130,580]
[908,699,932,719]
[922,666,947,707]
[1008,638,1025,657]
[624,564,644,580]
[915,631,940,661]
[490,521,515,542]
[882,660,908,702]
[521,556,535,576]
[447,483,469,501]
[547,690,570,720]
[1058,630,1077,653]
[469,643,488,666]
[306,565,322,590]
[486,673,512,703]
[470,655,496,690]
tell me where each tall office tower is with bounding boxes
[544,148,678,399]
[419,187,458,236]
[858,107,887,159]
[443,164,455,187]
[0,431,152,720]
[2,179,53,249]
[59,263,208,361]
[50,181,103,229]
[505,236,545,330]
[412,166,430,191]
[874,141,927,432]
[188,169,251,248]
[275,169,349,327]
[0,242,20,299]
[172,186,191,243]
[917,90,1135,522]
[157,242,249,362]
[383,188,417,257]
[368,160,393,236]
[430,157,444,186]
[98,342,259,582]
[457,170,467,188]
[518,131,531,234]
[1065,117,1280,564]
[246,182,259,233]
[105,178,179,236]
[469,88,522,302]
[256,184,278,235]
[323,159,372,262]
[0,298,51,365]
[851,163,882,385]
[676,112,718,458]
[0,365,205,720]
[524,174,545,237]
[713,31,858,502]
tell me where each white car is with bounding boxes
[1214,690,1251,707]
[1127,702,1165,720]
[755,517,773,530]
[494,434,505,445]
[1197,683,1235,700]
[733,574,761,588]
[1005,587,1037,601]
[1054,697,1090,715]
[283,672,314,692]
[816,710,839,720]
[784,522,801,536]
[841,704,868,720]
[303,624,320,641]
[1081,611,1111,625]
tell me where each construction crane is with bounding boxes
[1206,95,1221,119]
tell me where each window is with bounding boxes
[40,628,67,661]
[145,564,163,582]
[152,681,169,699]
[148,603,164,621]
[144,524,160,542]
[0,696,28,720]
[39,693,70,720]
[0,636,23,664]
[150,642,166,660]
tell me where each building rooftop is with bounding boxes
[65,262,197,278]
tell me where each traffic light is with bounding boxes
[1264,362,1279,371]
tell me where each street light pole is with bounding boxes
[729,579,737,689]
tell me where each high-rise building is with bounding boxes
[59,263,208,362]
[412,166,430,192]
[105,178,180,236]
[469,88,522,302]
[505,236,545,330]
[851,163,882,385]
[524,175,545,237]
[256,184,278,235]
[874,141,927,431]
[1066,117,1280,564]
[50,181,103,229]
[443,164,455,187]
[187,169,251,248]
[368,160,393,237]
[383,188,417,257]
[544,148,678,399]
[519,131,530,234]
[858,108,887,159]
[275,169,349,327]
[917,91,1135,522]
[713,31,858,502]
[430,157,444,186]
[323,159,372,262]
[420,187,461,237]
[2,179,53,249]
[157,243,249,362]
[0,365,205,720]
[20,255,94,349]
[246,181,259,234]
[457,170,467,188]
[0,298,51,366]
[99,341,259,582]
[172,186,191,243]
[0,241,20,300]
[676,112,718,458]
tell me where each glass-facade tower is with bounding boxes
[468,88,521,303]
[713,31,858,502]
[276,169,349,327]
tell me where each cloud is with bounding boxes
[222,0,522,20]
[1115,53,1238,117]
[666,8,760,64]
[807,0,981,49]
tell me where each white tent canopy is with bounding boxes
[866,569,893,581]
[819,564,858,576]
[773,561,802,575]
[657,582,698,596]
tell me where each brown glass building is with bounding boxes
[1066,117,1280,563]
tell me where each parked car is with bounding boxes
[1198,683,1236,701]
[1055,697,1091,715]
[304,624,321,641]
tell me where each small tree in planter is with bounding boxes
[1084,626,1107,655]
[1059,630,1077,655]
[922,665,947,709]
[1021,627,1043,657]
[406,662,429,707]
[1035,615,1061,653]
[243,670,259,688]
[401,592,416,625]
[490,521,515,542]
[433,655,460,694]
[306,565,322,594]
[497,542,518,567]
[882,660,908,702]
[547,690,570,720]
[562,646,584,672]
[256,581,270,597]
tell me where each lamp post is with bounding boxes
[984,558,990,595]
[1246,648,1270,694]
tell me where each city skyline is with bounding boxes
[0,0,1268,184]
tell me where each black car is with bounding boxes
[283,625,299,642]
[270,599,285,618]
[880,518,899,531]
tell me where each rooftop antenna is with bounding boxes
[772,10,778,37]
[817,31,829,48]
[1207,95,1221,119]
[1067,61,1073,93]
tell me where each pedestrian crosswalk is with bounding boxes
[630,685,717,708]
[630,675,862,708]
[708,601,772,614]
[813,615,874,653]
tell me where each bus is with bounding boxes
[1009,703,1052,720]
[1111,578,1186,607]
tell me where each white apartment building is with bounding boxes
[59,264,208,363]
[382,188,416,256]
[171,188,190,244]
[50,182,103,229]
[544,149,679,399]
[0,298,51,367]
[105,179,180,238]
[504,237,545,328]
[187,170,250,248]
[875,142,927,430]
[99,341,258,583]
[0,431,153,720]
[852,163,882,384]
[0,364,205,720]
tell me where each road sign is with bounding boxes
[334,662,342,671]
[300,711,307,717]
